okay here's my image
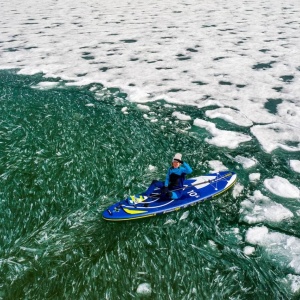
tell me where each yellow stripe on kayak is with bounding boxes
[123,208,147,215]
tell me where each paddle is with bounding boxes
[166,172,232,193]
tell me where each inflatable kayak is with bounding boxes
[102,170,237,221]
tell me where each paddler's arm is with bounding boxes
[181,162,193,174]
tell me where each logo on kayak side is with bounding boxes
[187,190,199,197]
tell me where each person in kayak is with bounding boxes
[143,153,193,200]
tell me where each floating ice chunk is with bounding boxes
[136,283,152,296]
[194,119,251,149]
[208,160,228,172]
[287,274,300,294]
[121,107,129,114]
[148,165,157,172]
[164,219,177,225]
[172,111,192,121]
[243,246,255,256]
[234,155,257,169]
[251,123,300,153]
[205,107,253,127]
[240,190,293,224]
[143,114,157,122]
[277,101,300,129]
[264,176,300,198]
[249,173,261,182]
[179,211,189,221]
[137,104,150,111]
[34,81,59,89]
[246,226,300,274]
[290,160,300,173]
[233,183,244,198]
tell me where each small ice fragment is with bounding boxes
[287,274,300,294]
[164,219,177,225]
[148,165,157,172]
[233,183,244,198]
[243,246,255,256]
[179,211,189,221]
[249,173,260,182]
[208,160,228,172]
[290,160,300,173]
[136,283,151,296]
[234,155,257,169]
[172,111,191,121]
[137,104,150,111]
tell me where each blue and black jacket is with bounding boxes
[165,162,193,190]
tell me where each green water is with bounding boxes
[0,70,296,299]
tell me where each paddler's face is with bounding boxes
[172,160,180,168]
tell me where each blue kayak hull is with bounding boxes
[102,170,237,221]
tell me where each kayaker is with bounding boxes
[143,153,193,200]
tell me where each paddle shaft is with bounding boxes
[168,173,232,193]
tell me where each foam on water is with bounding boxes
[0,0,300,154]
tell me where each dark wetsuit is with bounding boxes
[144,162,192,199]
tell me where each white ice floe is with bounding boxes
[34,81,59,89]
[264,176,300,199]
[243,246,255,256]
[233,183,244,199]
[249,173,261,182]
[246,226,300,274]
[287,274,300,294]
[251,123,300,153]
[290,160,300,173]
[240,190,293,224]
[193,119,251,149]
[0,0,299,150]
[137,104,150,112]
[208,160,228,173]
[172,111,192,121]
[234,155,257,169]
[205,107,253,127]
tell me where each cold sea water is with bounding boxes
[1,0,300,299]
